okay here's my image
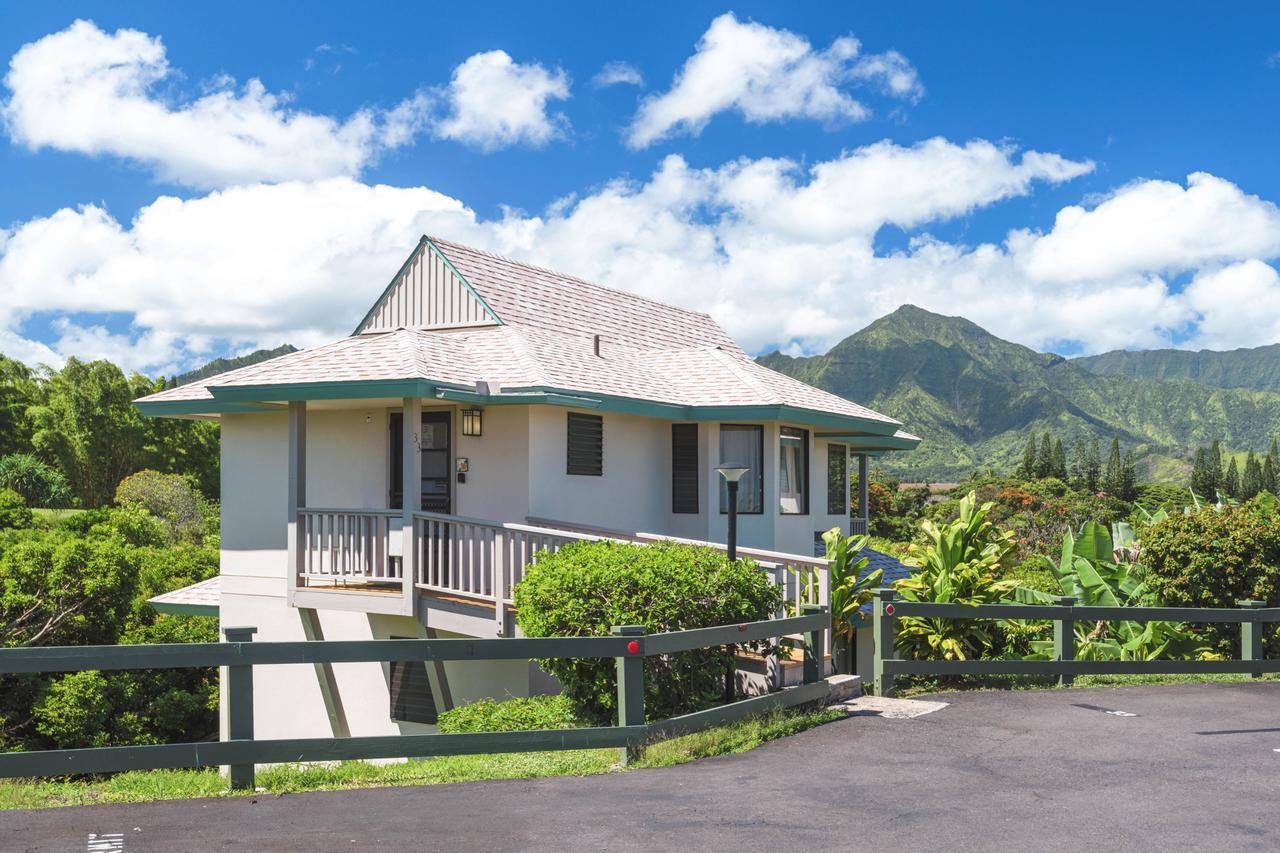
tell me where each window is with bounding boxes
[389,637,438,724]
[672,424,699,514]
[567,412,603,476]
[779,427,809,514]
[827,443,847,515]
[719,424,763,514]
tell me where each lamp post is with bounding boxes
[716,465,750,704]
[717,466,749,561]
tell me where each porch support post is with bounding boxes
[286,401,307,602]
[401,396,422,617]
[857,453,869,536]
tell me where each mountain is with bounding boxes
[758,305,1280,481]
[1074,345,1280,392]
[173,345,296,386]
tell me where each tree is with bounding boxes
[1018,433,1037,479]
[1070,438,1088,488]
[1264,441,1278,495]
[0,356,36,459]
[1242,451,1264,500]
[1208,441,1224,497]
[1119,449,1139,501]
[1190,447,1213,499]
[1103,438,1124,496]
[1052,438,1068,480]
[27,359,149,507]
[1036,433,1054,479]
[1084,438,1102,492]
[1224,456,1241,500]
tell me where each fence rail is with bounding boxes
[0,608,830,788]
[870,588,1278,696]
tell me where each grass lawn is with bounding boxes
[0,706,843,811]
[897,671,1280,698]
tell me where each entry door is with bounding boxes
[389,411,452,513]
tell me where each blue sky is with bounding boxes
[3,3,1280,374]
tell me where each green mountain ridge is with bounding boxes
[759,305,1280,482]
[173,345,296,386]
[1074,344,1280,392]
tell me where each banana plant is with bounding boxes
[821,527,883,673]
[1006,522,1202,660]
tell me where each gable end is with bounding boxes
[355,238,502,334]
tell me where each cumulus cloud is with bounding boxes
[7,129,1280,373]
[628,13,923,148]
[1,20,430,189]
[433,50,570,150]
[592,61,644,88]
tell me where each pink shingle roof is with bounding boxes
[136,237,911,438]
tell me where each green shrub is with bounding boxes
[115,470,203,543]
[437,694,579,734]
[514,540,782,725]
[0,489,32,530]
[0,454,71,508]
[1142,500,1280,656]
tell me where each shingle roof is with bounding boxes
[148,576,220,615]
[136,236,915,441]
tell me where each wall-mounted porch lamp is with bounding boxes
[461,408,483,437]
[716,466,750,561]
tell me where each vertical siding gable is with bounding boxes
[355,240,501,333]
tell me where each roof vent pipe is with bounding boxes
[593,334,602,357]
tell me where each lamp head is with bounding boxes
[716,466,749,483]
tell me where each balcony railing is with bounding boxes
[294,509,836,634]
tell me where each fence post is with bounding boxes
[612,625,646,766]
[1238,600,1266,678]
[872,588,897,697]
[802,603,828,684]
[223,626,257,791]
[1053,596,1076,687]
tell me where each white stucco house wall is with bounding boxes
[137,236,919,740]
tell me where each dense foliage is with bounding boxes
[0,502,219,751]
[1141,499,1280,656]
[822,527,881,673]
[0,354,219,507]
[514,540,781,725]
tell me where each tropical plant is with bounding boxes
[892,492,1017,660]
[1007,522,1202,660]
[0,454,72,508]
[821,527,882,673]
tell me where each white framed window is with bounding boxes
[779,427,809,514]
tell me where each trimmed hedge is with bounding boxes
[514,540,781,725]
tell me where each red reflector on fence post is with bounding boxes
[885,604,895,616]
[627,640,641,655]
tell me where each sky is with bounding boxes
[3,2,1280,376]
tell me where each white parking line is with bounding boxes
[87,832,125,852]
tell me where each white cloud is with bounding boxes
[592,61,644,88]
[627,13,922,148]
[1,20,429,189]
[8,134,1280,373]
[433,50,570,150]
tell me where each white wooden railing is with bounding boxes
[297,508,402,585]
[850,517,870,536]
[295,508,835,637]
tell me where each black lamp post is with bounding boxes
[717,466,749,561]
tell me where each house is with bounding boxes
[136,236,919,740]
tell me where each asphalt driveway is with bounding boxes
[4,682,1280,852]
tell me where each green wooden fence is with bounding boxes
[0,606,830,788]
[871,588,1280,696]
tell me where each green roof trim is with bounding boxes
[351,236,503,335]
[138,381,916,449]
